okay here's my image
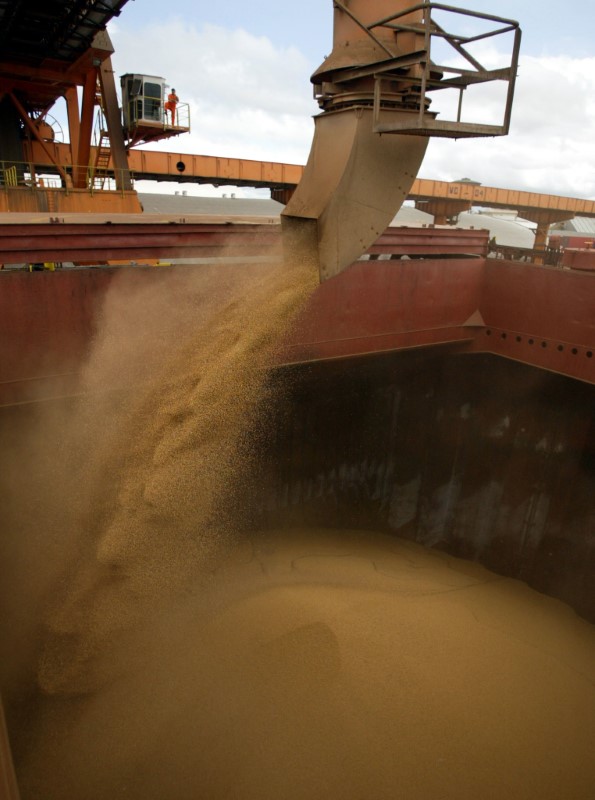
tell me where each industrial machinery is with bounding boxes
[2,3,595,798]
[0,2,188,213]
[0,0,520,261]
[120,73,190,147]
[282,0,521,280]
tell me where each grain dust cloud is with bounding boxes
[1,256,595,800]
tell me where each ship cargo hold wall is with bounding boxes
[0,264,593,623]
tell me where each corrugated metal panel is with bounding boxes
[561,217,595,235]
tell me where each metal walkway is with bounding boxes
[22,141,595,221]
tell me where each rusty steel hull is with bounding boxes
[280,258,595,384]
[0,258,594,623]
[258,350,595,623]
[1,249,594,410]
[561,248,595,271]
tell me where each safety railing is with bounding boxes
[0,160,134,195]
[2,166,18,187]
[488,242,563,268]
[164,101,190,130]
[372,3,520,137]
[322,1,521,139]
[123,97,190,132]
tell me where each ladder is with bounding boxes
[92,128,111,189]
[90,84,112,190]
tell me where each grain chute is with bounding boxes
[282,0,521,281]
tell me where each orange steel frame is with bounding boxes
[0,30,135,212]
[409,178,595,218]
[22,140,595,225]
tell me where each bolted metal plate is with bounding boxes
[282,106,428,281]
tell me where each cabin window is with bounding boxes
[143,82,162,121]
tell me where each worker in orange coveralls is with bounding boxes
[165,88,179,125]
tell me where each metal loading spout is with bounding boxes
[282,0,521,282]
[282,107,428,281]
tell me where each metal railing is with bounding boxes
[0,160,134,195]
[319,1,521,139]
[164,101,190,130]
[2,166,18,187]
[374,3,521,136]
[123,97,190,132]
[488,242,563,268]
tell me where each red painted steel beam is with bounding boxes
[0,221,282,263]
[470,260,595,382]
[0,220,489,264]
[561,249,595,271]
[280,257,595,383]
[281,258,484,365]
[0,225,593,390]
[368,226,488,257]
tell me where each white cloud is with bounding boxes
[421,54,595,198]
[108,19,595,200]
[110,18,315,167]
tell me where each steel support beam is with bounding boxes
[520,209,576,263]
[65,86,81,172]
[6,92,68,184]
[97,57,132,191]
[74,68,97,189]
[415,198,472,224]
[0,219,282,263]
[0,219,490,264]
[19,140,595,224]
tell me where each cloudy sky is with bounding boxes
[106,0,595,199]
